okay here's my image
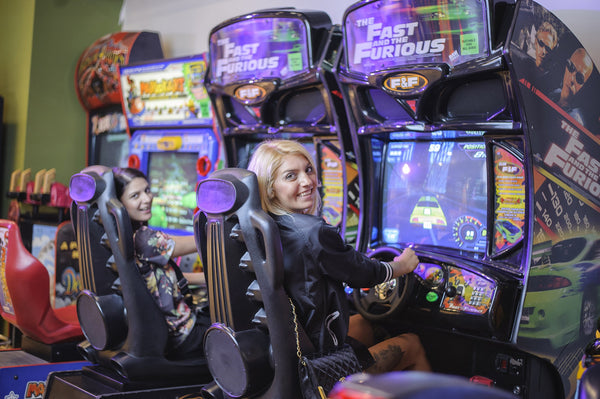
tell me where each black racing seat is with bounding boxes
[195,168,314,399]
[67,169,212,386]
[195,169,531,399]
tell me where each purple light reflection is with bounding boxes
[69,173,97,202]
[197,179,236,214]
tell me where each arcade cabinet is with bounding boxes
[333,0,600,398]
[119,53,220,273]
[0,34,164,396]
[0,219,89,397]
[204,8,360,242]
[76,31,164,168]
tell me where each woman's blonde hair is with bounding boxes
[247,139,321,215]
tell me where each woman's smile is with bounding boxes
[272,154,318,214]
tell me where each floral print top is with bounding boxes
[133,226,196,348]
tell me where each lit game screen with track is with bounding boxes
[380,139,488,253]
[146,151,199,234]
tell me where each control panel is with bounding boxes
[414,262,497,315]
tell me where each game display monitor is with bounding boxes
[119,54,213,131]
[147,151,198,233]
[88,104,129,168]
[209,17,310,86]
[93,131,129,167]
[344,0,490,75]
[380,135,489,254]
[129,129,220,236]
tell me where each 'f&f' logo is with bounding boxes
[234,85,266,103]
[383,73,428,94]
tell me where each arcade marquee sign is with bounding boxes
[210,17,310,86]
[344,0,490,75]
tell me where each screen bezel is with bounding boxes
[377,134,490,257]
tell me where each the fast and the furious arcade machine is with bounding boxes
[205,9,360,241]
[120,54,220,272]
[76,31,163,168]
[336,0,600,398]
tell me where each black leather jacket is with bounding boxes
[272,213,391,353]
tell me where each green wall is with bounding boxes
[0,0,123,217]
[0,0,35,217]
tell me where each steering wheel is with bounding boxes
[352,247,416,321]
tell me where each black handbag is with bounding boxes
[290,299,363,399]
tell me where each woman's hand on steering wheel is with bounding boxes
[352,246,418,321]
[390,247,419,278]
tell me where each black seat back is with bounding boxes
[195,168,303,399]
[69,170,210,383]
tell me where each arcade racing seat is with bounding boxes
[44,169,212,395]
[195,168,315,399]
[0,219,83,361]
[194,169,534,399]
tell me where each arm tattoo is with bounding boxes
[369,344,405,374]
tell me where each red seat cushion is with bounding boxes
[0,220,82,344]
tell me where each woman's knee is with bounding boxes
[401,332,421,346]
[404,333,425,350]
[348,314,375,346]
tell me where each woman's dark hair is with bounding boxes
[113,167,148,200]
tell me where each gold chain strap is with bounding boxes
[289,297,305,365]
[290,298,328,399]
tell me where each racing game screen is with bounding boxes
[381,139,488,253]
[147,151,199,234]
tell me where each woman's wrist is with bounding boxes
[381,261,393,282]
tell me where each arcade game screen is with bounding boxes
[147,151,199,234]
[381,138,488,253]
[93,132,129,168]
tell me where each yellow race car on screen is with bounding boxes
[410,195,447,229]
